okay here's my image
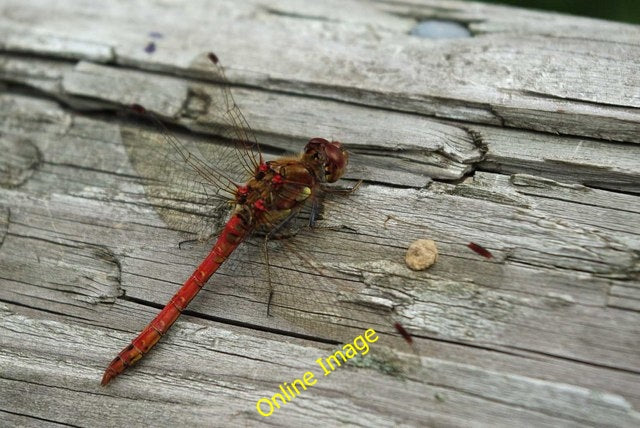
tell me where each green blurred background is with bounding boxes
[473,0,639,24]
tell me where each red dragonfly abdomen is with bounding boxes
[101,213,250,386]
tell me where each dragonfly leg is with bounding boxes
[178,237,207,249]
[177,224,224,249]
[309,196,319,228]
[268,208,303,238]
[262,209,305,316]
[262,234,275,317]
[310,180,361,228]
[320,179,363,195]
[267,289,274,316]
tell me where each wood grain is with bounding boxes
[0,0,639,427]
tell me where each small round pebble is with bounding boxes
[405,239,438,271]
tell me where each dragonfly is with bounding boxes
[101,53,418,386]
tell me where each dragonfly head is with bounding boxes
[304,138,349,183]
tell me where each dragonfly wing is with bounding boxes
[120,56,264,240]
[213,198,421,372]
[120,123,242,240]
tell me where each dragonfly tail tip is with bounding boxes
[101,370,114,386]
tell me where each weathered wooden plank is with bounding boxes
[0,54,479,185]
[476,126,640,194]
[1,0,639,143]
[1,0,639,426]
[1,91,639,423]
[1,303,638,427]
[1,66,639,427]
[3,55,639,195]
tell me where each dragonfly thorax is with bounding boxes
[231,139,348,229]
[233,159,311,225]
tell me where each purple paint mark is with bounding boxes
[144,41,156,54]
[149,31,163,39]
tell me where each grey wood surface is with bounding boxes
[0,0,639,427]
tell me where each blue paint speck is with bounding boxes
[410,20,471,39]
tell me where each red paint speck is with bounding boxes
[394,322,413,345]
[131,104,146,114]
[468,242,493,259]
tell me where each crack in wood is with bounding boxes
[0,408,82,428]
[0,207,8,250]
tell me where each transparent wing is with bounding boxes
[270,195,421,354]
[215,187,425,374]
[120,55,263,239]
[121,123,238,238]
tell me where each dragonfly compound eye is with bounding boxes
[304,138,348,182]
[323,141,348,183]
